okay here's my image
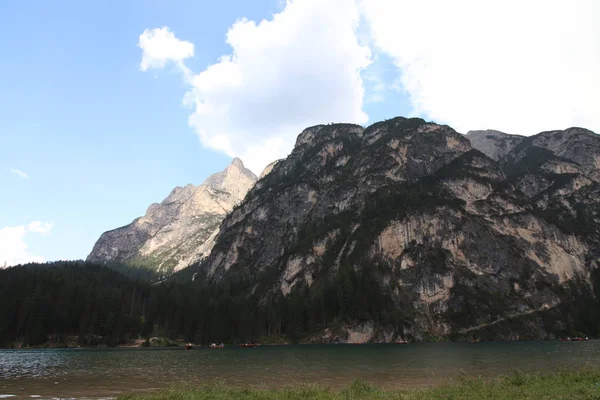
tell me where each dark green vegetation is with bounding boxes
[120,369,600,400]
[0,262,152,347]
[0,260,414,347]
[3,256,600,348]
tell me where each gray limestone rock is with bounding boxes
[87,158,257,273]
[190,117,600,340]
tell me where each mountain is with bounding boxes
[465,130,525,161]
[187,117,600,342]
[87,158,257,274]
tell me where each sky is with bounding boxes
[1,0,599,267]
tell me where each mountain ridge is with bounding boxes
[186,117,600,341]
[87,158,257,273]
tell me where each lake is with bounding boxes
[1,341,599,399]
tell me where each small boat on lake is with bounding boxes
[184,343,194,350]
[209,343,225,348]
[240,343,259,348]
[560,337,589,342]
[395,340,408,344]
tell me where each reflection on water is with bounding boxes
[1,341,599,399]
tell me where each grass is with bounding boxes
[120,368,600,399]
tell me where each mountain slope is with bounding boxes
[87,158,257,274]
[470,126,600,266]
[189,117,600,341]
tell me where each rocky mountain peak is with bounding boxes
[203,158,257,198]
[468,127,600,198]
[231,157,245,169]
[530,127,600,170]
[87,158,257,274]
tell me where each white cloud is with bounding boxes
[138,27,194,73]
[27,221,53,235]
[10,168,29,179]
[140,1,599,173]
[140,0,371,174]
[360,0,600,135]
[0,221,54,268]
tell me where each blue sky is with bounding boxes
[1,0,597,265]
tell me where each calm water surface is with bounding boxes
[1,341,599,399]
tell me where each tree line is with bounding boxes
[3,258,599,347]
[0,261,403,347]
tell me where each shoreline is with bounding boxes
[116,369,600,400]
[3,369,598,399]
[2,337,594,350]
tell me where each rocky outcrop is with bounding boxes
[191,117,600,341]
[466,130,524,161]
[469,126,600,266]
[87,158,257,273]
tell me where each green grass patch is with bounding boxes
[120,368,600,399]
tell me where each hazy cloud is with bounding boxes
[10,168,29,179]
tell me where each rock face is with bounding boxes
[87,158,257,273]
[465,130,525,161]
[194,117,600,341]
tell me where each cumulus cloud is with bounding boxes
[138,27,194,73]
[140,0,371,174]
[0,221,54,268]
[360,0,600,135]
[10,168,29,179]
[140,1,599,172]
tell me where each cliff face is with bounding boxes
[193,117,600,341]
[87,159,257,273]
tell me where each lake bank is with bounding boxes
[3,332,593,350]
[2,336,183,350]
[119,369,600,400]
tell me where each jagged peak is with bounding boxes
[202,158,257,194]
[524,127,600,172]
[231,157,245,169]
[87,158,259,272]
